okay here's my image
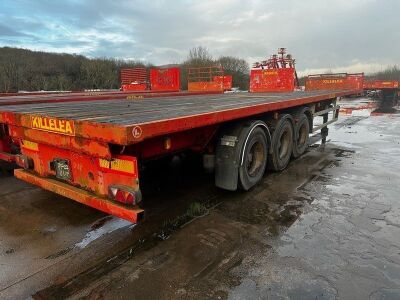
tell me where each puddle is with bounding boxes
[75,217,134,249]
[338,97,398,117]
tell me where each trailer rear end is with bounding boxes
[0,90,359,223]
[0,89,223,163]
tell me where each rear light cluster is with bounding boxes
[108,185,142,206]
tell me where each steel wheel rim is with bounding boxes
[278,127,291,159]
[246,140,265,177]
[298,122,308,146]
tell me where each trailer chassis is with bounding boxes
[6,95,342,223]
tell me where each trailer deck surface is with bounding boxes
[0,90,221,106]
[0,90,356,145]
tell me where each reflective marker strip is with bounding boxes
[21,140,39,151]
[99,158,136,175]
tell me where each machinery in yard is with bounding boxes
[0,89,360,223]
[250,48,299,92]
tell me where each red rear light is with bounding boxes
[125,193,135,204]
[109,185,141,206]
[115,190,127,203]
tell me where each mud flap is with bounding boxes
[215,121,270,191]
[215,131,243,191]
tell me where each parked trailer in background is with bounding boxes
[0,91,74,97]
[213,75,233,91]
[250,68,296,92]
[305,73,364,91]
[120,67,180,92]
[363,80,399,106]
[120,67,148,91]
[363,80,399,90]
[0,89,360,223]
[187,66,227,92]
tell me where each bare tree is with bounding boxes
[217,56,250,90]
[0,61,18,92]
[188,46,213,63]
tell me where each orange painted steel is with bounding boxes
[120,83,148,91]
[121,67,180,92]
[0,90,223,163]
[3,90,359,223]
[305,73,364,91]
[150,67,180,92]
[120,68,147,85]
[0,90,222,107]
[363,80,399,90]
[1,91,358,147]
[250,48,299,92]
[250,68,295,92]
[188,81,223,92]
[187,66,225,92]
[213,75,232,91]
[0,151,15,162]
[14,169,144,223]
[120,68,149,91]
[0,124,14,162]
[0,91,74,97]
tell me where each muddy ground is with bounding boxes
[0,98,399,299]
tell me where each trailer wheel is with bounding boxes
[238,127,268,190]
[268,117,294,171]
[292,113,310,158]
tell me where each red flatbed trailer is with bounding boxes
[305,73,364,91]
[363,80,399,105]
[363,80,399,90]
[0,89,359,223]
[0,91,74,97]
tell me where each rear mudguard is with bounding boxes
[215,120,270,191]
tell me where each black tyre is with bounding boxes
[268,117,294,171]
[292,113,310,158]
[238,127,268,190]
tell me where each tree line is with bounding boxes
[180,46,250,90]
[0,47,150,92]
[367,65,400,81]
[1,46,398,93]
[0,46,249,92]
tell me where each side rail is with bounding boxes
[309,98,340,145]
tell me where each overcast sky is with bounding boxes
[0,0,399,75]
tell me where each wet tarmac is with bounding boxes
[0,97,399,299]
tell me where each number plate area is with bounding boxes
[53,159,71,180]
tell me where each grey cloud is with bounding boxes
[0,23,30,37]
[1,0,399,72]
